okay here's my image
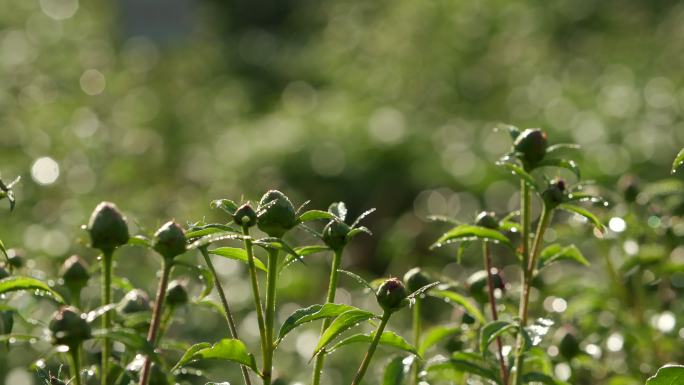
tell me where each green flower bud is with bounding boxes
[60,255,90,291]
[48,306,91,347]
[117,289,151,315]
[322,220,351,251]
[7,249,24,269]
[233,202,257,228]
[87,202,129,252]
[558,328,581,360]
[542,178,566,208]
[475,211,499,229]
[376,278,408,313]
[403,268,432,293]
[257,190,297,238]
[513,128,547,168]
[165,280,188,307]
[152,221,186,261]
[0,265,9,280]
[618,174,639,203]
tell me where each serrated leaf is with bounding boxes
[557,204,605,233]
[539,244,589,269]
[338,269,374,291]
[328,331,417,355]
[312,309,376,357]
[430,290,484,323]
[298,210,336,223]
[672,148,684,174]
[432,225,512,249]
[276,303,358,343]
[419,325,460,356]
[537,158,580,178]
[382,356,407,385]
[479,320,516,354]
[209,247,267,272]
[0,276,65,303]
[496,162,538,190]
[646,365,684,385]
[172,339,258,373]
[279,245,330,273]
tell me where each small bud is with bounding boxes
[475,211,499,229]
[60,255,90,291]
[7,249,24,269]
[165,280,188,306]
[152,221,186,261]
[48,306,91,347]
[233,202,257,228]
[403,268,432,293]
[557,328,581,360]
[257,190,297,238]
[376,278,408,313]
[117,289,151,315]
[513,128,547,168]
[618,174,639,203]
[542,178,566,208]
[87,202,129,252]
[322,220,351,251]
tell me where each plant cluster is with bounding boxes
[0,129,682,385]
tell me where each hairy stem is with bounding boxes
[69,345,82,385]
[350,311,392,385]
[312,248,343,385]
[139,260,172,385]
[100,250,113,385]
[199,247,252,385]
[242,227,268,374]
[483,242,508,385]
[263,248,280,385]
[410,297,422,385]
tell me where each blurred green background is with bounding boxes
[1,0,684,384]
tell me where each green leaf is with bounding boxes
[426,352,500,384]
[298,210,336,223]
[346,226,372,241]
[0,276,65,303]
[539,244,589,269]
[328,202,347,221]
[496,161,538,190]
[277,303,359,343]
[188,232,245,250]
[419,325,460,356]
[327,331,417,355]
[672,148,684,174]
[407,282,440,300]
[127,235,151,248]
[351,208,376,228]
[537,158,580,178]
[337,269,375,291]
[91,328,159,361]
[208,247,267,272]
[210,199,238,215]
[185,224,237,239]
[522,372,570,385]
[430,290,484,323]
[545,143,580,156]
[279,245,330,273]
[431,225,512,249]
[312,309,376,357]
[479,320,516,354]
[172,339,258,374]
[557,204,605,233]
[646,365,684,385]
[382,356,407,385]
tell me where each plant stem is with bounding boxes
[263,248,280,385]
[312,248,343,385]
[350,311,392,385]
[199,247,253,385]
[69,345,82,385]
[510,180,530,385]
[138,260,172,385]
[100,249,113,385]
[242,227,268,373]
[410,297,422,385]
[483,242,508,385]
[156,305,175,344]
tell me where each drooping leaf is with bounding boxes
[337,269,375,292]
[479,320,516,354]
[312,309,376,357]
[327,331,417,355]
[672,148,684,174]
[537,158,580,178]
[646,365,684,385]
[279,245,330,273]
[426,352,500,384]
[419,325,460,356]
[496,161,538,190]
[208,247,267,272]
[382,356,407,385]
[430,290,485,324]
[0,276,65,303]
[277,303,359,343]
[298,210,336,223]
[431,225,512,249]
[539,244,589,269]
[557,204,605,233]
[172,339,258,373]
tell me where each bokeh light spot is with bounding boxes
[31,156,60,185]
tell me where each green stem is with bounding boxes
[156,305,175,344]
[69,345,82,385]
[199,247,252,385]
[312,248,343,385]
[410,297,422,385]
[263,248,280,385]
[100,250,113,385]
[242,227,268,373]
[483,242,507,385]
[350,311,392,385]
[138,260,172,385]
